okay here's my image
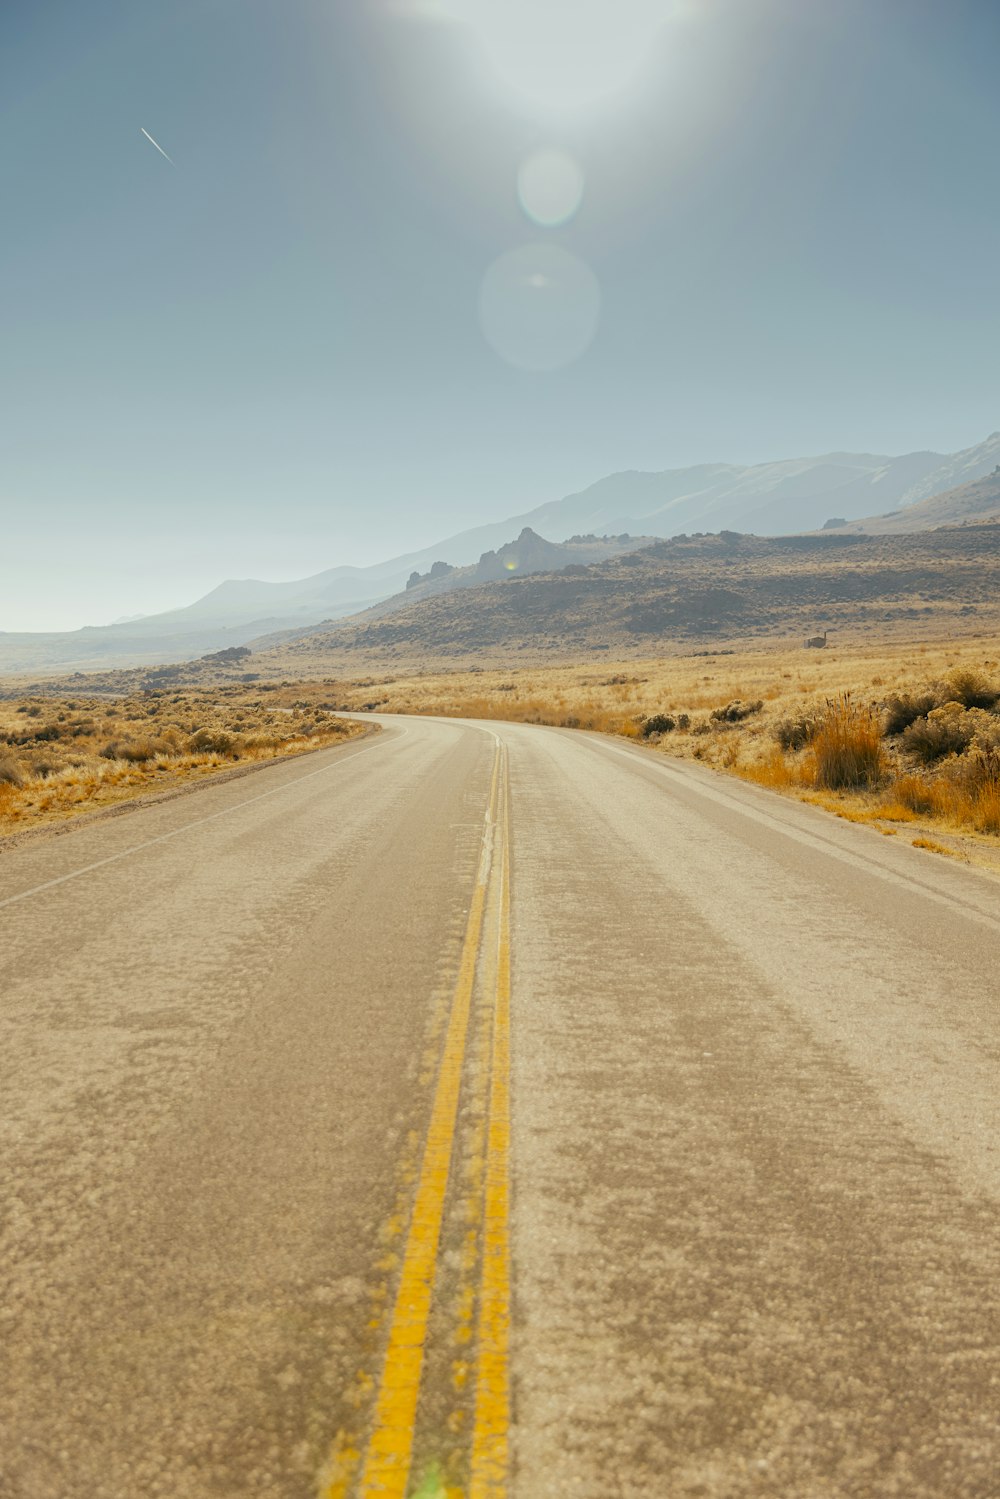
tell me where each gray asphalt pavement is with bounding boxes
[2,715,999,1498]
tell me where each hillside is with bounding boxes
[252,523,1000,672]
[365,528,650,612]
[825,468,1000,534]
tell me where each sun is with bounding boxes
[422,0,675,114]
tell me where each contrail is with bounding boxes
[140,127,174,164]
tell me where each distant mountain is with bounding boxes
[894,431,1000,505]
[2,432,998,675]
[822,462,1000,535]
[510,433,1000,540]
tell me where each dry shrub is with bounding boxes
[812,695,885,790]
[0,755,26,787]
[188,728,236,754]
[883,692,940,736]
[944,668,999,710]
[969,714,1000,754]
[642,713,676,737]
[120,737,168,763]
[100,738,163,762]
[773,715,817,751]
[710,698,763,723]
[0,686,361,833]
[900,706,974,764]
[27,755,66,779]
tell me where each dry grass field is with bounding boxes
[0,682,364,839]
[330,632,1000,866]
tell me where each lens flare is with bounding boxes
[517,149,584,227]
[478,243,601,371]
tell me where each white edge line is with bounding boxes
[584,732,1000,934]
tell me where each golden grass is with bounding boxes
[912,837,960,857]
[0,682,364,836]
[737,750,806,790]
[811,696,885,790]
[973,775,1000,836]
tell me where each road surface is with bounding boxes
[2,714,1000,1499]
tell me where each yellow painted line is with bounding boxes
[470,754,513,1499]
[351,748,502,1499]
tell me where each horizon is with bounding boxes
[4,0,1000,631]
[15,422,1000,634]
[3,424,997,635]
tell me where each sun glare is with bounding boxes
[432,0,675,113]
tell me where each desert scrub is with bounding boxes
[773,714,817,751]
[188,727,236,755]
[100,735,175,763]
[641,713,677,736]
[0,754,27,787]
[812,695,885,790]
[0,685,364,833]
[944,667,1000,711]
[900,706,976,764]
[710,699,763,723]
[883,692,941,736]
[900,703,1000,765]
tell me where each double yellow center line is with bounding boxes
[349,739,513,1498]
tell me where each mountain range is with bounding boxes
[2,430,999,675]
[251,524,1000,674]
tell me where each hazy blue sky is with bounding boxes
[2,0,999,629]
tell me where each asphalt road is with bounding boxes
[2,715,1000,1499]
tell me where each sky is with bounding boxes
[2,0,999,631]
